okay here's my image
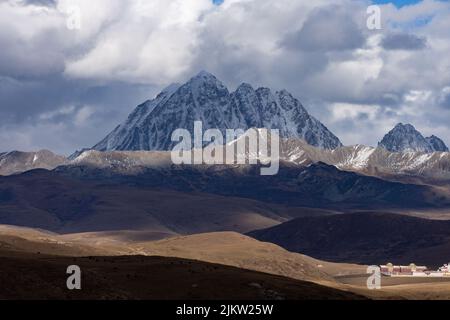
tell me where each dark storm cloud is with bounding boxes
[0,10,68,79]
[0,74,156,125]
[381,33,427,50]
[281,6,366,52]
[0,75,75,123]
[0,72,158,154]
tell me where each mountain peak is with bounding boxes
[394,122,415,131]
[186,70,227,95]
[90,71,342,152]
[191,70,218,82]
[378,123,447,153]
[277,89,292,96]
[236,82,254,92]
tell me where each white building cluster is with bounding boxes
[380,263,450,277]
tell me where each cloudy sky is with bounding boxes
[0,0,449,154]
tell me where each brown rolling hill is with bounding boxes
[0,225,126,256]
[103,231,335,282]
[3,225,450,300]
[0,226,333,283]
[0,225,365,300]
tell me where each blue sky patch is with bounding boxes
[372,0,422,7]
[373,0,449,7]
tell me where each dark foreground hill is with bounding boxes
[0,252,363,300]
[248,212,450,268]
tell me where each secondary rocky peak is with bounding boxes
[426,135,449,152]
[378,123,448,153]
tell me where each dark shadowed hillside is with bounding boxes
[55,162,450,209]
[248,212,450,268]
[0,161,448,235]
[0,253,364,300]
[0,169,286,234]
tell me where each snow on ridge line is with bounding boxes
[67,138,450,179]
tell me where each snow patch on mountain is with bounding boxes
[332,145,376,169]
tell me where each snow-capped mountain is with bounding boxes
[91,71,342,152]
[378,123,448,153]
[0,150,66,176]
